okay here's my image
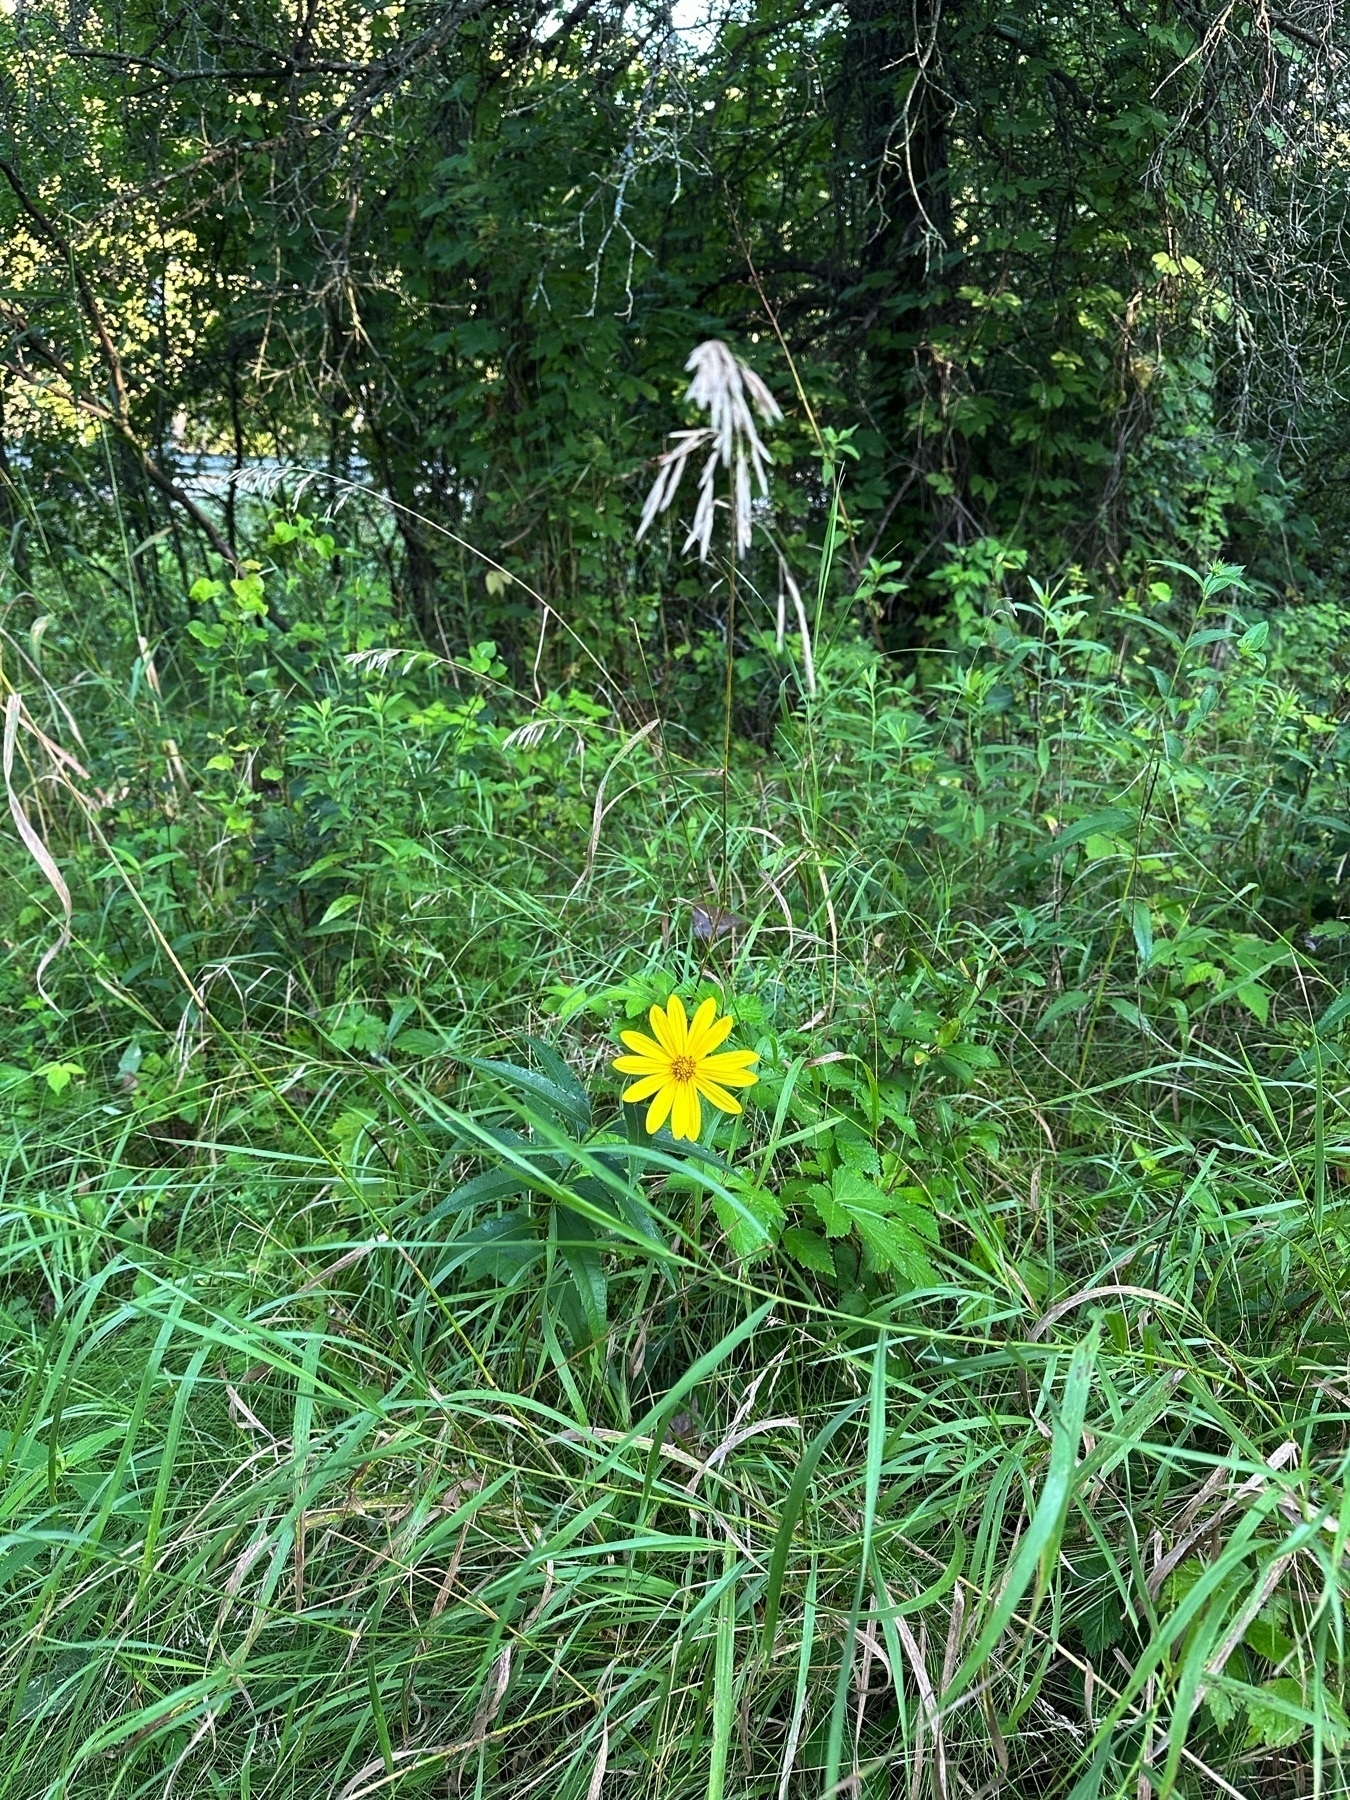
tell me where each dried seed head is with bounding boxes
[635,338,783,560]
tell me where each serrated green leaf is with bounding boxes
[832,1120,880,1175]
[454,1213,542,1283]
[1243,1677,1347,1750]
[523,1037,589,1111]
[813,1169,937,1280]
[782,1225,836,1274]
[556,1215,606,1343]
[712,1178,783,1260]
[418,1166,523,1225]
[1204,1684,1239,1729]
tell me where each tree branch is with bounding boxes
[0,159,240,568]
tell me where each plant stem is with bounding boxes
[722,542,736,901]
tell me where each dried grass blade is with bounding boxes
[3,691,72,1003]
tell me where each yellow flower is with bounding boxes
[613,994,759,1142]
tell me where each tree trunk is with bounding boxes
[839,0,960,524]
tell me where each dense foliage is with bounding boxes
[5,4,1350,1799]
[1,0,1347,662]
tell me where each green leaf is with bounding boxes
[811,1169,937,1281]
[456,1214,542,1283]
[555,1215,606,1343]
[782,1225,836,1275]
[38,1061,83,1096]
[1107,998,1148,1032]
[464,1056,592,1133]
[1077,1591,1125,1657]
[331,1106,378,1153]
[1204,1685,1239,1729]
[523,1037,591,1119]
[417,1166,523,1226]
[393,1028,454,1056]
[1316,989,1350,1034]
[1130,899,1153,966]
[1244,1677,1348,1750]
[1233,983,1270,1024]
[832,1119,880,1174]
[1038,990,1091,1031]
[711,1177,783,1260]
[317,893,362,927]
[1043,808,1136,855]
[1243,1616,1294,1664]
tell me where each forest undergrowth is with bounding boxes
[4,511,1350,1800]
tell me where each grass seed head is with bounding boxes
[636,338,783,560]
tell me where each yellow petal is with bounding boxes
[648,1004,677,1054]
[622,1074,666,1103]
[691,1009,735,1056]
[646,1082,675,1134]
[698,1052,759,1087]
[614,1053,666,1075]
[695,1075,742,1115]
[667,1082,684,1139]
[621,1029,667,1060]
[686,996,719,1054]
[665,992,689,1053]
[671,1082,701,1141]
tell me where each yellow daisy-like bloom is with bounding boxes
[614,994,759,1142]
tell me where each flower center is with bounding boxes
[670,1054,696,1083]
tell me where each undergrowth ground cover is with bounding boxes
[5,519,1350,1799]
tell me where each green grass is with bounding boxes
[4,538,1350,1797]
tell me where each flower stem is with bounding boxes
[722,542,735,899]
